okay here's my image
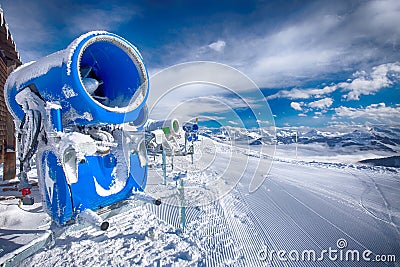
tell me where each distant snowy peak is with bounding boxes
[278,126,400,152]
[201,126,400,151]
[201,128,266,145]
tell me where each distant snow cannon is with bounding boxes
[144,119,181,155]
[181,120,199,158]
[183,121,199,142]
[4,31,153,227]
[145,119,180,138]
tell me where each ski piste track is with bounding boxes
[147,137,400,267]
[8,136,400,266]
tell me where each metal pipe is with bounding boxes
[79,209,109,231]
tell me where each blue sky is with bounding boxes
[1,0,400,129]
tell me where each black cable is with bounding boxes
[67,183,75,214]
[19,110,41,164]
[25,110,41,162]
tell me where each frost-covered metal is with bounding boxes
[4,31,150,226]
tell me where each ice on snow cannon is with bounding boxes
[5,30,149,126]
[4,31,151,227]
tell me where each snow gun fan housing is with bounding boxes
[5,31,149,126]
[4,31,150,226]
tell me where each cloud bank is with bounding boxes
[334,103,400,125]
[153,0,400,88]
[267,62,400,101]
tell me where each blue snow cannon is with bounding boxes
[183,121,199,142]
[5,31,153,228]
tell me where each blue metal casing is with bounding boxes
[5,31,149,126]
[5,31,150,225]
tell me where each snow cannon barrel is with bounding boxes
[5,31,149,127]
[145,119,180,138]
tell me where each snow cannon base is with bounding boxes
[38,133,147,226]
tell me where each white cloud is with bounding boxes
[298,113,307,117]
[147,62,268,115]
[267,62,400,101]
[1,1,139,62]
[290,102,302,111]
[267,85,337,100]
[5,0,400,88]
[1,1,52,61]
[208,40,226,52]
[148,62,259,109]
[335,103,400,124]
[339,62,400,100]
[68,5,138,35]
[147,82,261,123]
[346,0,400,47]
[147,62,274,126]
[156,0,400,88]
[289,98,332,115]
[308,98,333,109]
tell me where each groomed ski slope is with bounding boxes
[16,136,400,266]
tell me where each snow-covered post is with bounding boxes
[184,131,188,154]
[191,142,194,164]
[162,144,166,185]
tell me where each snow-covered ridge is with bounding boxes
[276,126,400,151]
[200,125,400,169]
[201,126,400,152]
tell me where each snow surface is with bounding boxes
[1,133,399,266]
[18,204,203,267]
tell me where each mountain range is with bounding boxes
[200,126,400,154]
